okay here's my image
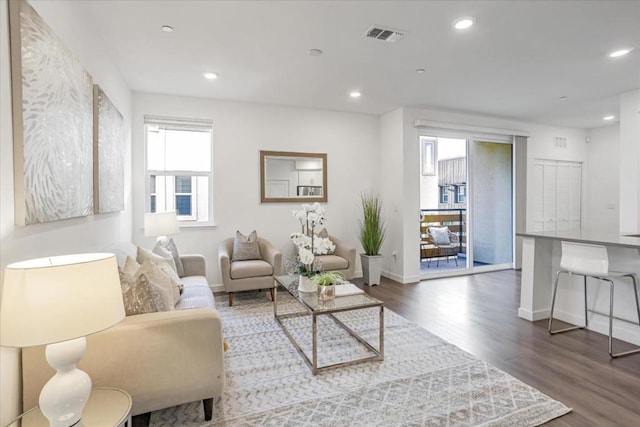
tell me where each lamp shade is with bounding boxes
[0,253,125,348]
[144,211,179,237]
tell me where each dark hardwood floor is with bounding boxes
[351,270,640,427]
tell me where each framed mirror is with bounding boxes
[260,150,327,203]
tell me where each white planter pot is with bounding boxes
[360,254,384,286]
[298,275,317,292]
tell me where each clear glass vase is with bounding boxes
[317,284,335,301]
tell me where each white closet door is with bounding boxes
[555,162,570,230]
[533,161,544,231]
[568,163,582,230]
[533,159,582,232]
[543,162,557,231]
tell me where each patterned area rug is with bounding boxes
[150,292,571,426]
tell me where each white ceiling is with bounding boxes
[79,0,640,129]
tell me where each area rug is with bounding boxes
[149,292,571,426]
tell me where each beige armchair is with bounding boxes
[219,237,282,306]
[315,235,356,280]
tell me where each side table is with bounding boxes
[8,387,132,427]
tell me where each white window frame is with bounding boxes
[440,186,449,204]
[144,116,214,227]
[420,137,437,176]
[456,185,466,203]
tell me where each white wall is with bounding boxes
[379,109,406,282]
[584,124,619,233]
[132,92,379,285]
[619,90,640,233]
[0,1,132,423]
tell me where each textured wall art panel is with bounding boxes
[9,0,94,225]
[94,85,125,213]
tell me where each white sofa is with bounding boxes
[21,243,225,424]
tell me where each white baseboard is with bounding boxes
[517,307,550,321]
[382,270,420,284]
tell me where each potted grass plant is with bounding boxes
[358,192,387,286]
[310,271,344,301]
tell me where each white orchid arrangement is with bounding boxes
[289,203,335,276]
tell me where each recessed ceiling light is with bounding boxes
[416,68,426,74]
[203,72,219,80]
[608,48,632,58]
[453,17,474,30]
[308,48,323,56]
[603,115,616,121]
[350,91,361,98]
[161,25,174,33]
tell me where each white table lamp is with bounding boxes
[0,253,125,427]
[144,211,179,243]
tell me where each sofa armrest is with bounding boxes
[181,254,206,277]
[22,308,225,416]
[218,242,232,286]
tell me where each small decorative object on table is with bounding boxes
[289,202,335,292]
[311,272,344,302]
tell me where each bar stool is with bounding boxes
[548,241,640,358]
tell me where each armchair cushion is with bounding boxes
[230,259,273,280]
[232,230,262,261]
[429,226,451,245]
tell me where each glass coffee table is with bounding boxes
[274,275,384,375]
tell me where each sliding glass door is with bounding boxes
[470,141,513,269]
[419,134,514,278]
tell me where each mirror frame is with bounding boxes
[260,150,327,203]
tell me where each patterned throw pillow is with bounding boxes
[429,226,451,245]
[119,269,166,315]
[232,230,262,261]
[136,259,181,308]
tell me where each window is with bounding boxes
[456,185,466,203]
[440,186,449,204]
[420,137,437,175]
[145,117,213,225]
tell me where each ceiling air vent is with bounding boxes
[364,25,404,43]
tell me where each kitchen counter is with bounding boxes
[518,230,640,346]
[517,230,640,249]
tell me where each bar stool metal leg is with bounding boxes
[549,271,587,335]
[609,274,640,358]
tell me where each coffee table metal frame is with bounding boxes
[273,275,384,375]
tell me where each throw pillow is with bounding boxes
[317,228,329,238]
[153,245,178,274]
[136,259,181,308]
[136,246,167,266]
[123,256,140,276]
[163,238,185,278]
[119,269,166,315]
[430,226,451,245]
[232,230,262,261]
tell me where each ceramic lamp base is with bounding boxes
[40,337,92,427]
